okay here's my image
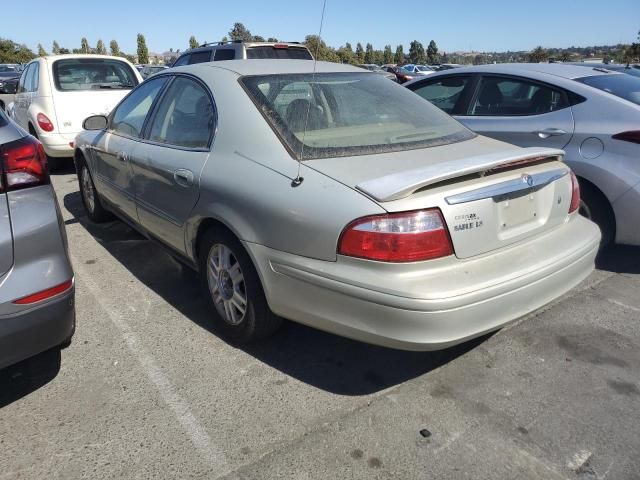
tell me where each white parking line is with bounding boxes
[608,298,640,313]
[76,262,228,471]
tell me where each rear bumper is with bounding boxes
[38,132,77,158]
[613,182,640,246]
[0,290,75,369]
[246,215,600,351]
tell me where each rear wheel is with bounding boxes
[199,229,281,343]
[579,181,615,247]
[78,162,113,223]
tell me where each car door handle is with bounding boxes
[117,152,128,162]
[173,169,194,187]
[533,128,567,139]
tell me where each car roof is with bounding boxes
[176,59,364,76]
[39,54,135,63]
[425,62,622,80]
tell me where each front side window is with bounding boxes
[575,74,640,106]
[240,72,474,160]
[111,76,167,138]
[147,77,214,149]
[18,64,34,93]
[470,76,568,116]
[410,76,471,114]
[189,51,211,64]
[172,55,190,67]
[27,62,39,92]
[52,58,138,91]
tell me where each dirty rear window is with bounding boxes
[240,72,474,160]
[52,58,139,91]
[575,74,640,106]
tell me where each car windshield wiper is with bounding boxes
[92,83,134,89]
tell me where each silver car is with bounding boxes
[405,63,640,246]
[74,60,599,351]
[0,109,75,369]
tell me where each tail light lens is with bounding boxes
[13,279,73,305]
[37,113,54,132]
[338,209,453,262]
[0,135,50,192]
[569,171,580,214]
[612,130,640,144]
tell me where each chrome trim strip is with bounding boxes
[445,169,569,205]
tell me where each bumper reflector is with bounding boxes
[13,279,73,305]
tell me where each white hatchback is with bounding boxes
[10,54,142,165]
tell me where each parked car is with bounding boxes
[0,75,19,112]
[0,109,75,369]
[0,64,22,78]
[405,63,640,246]
[171,41,313,67]
[385,66,415,84]
[403,64,435,75]
[436,63,463,71]
[356,64,397,81]
[140,65,169,79]
[74,60,599,351]
[567,62,640,78]
[10,54,142,168]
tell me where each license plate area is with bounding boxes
[496,190,542,239]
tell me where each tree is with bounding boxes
[52,41,60,55]
[528,46,548,63]
[95,39,106,55]
[229,22,253,42]
[408,40,426,64]
[336,42,355,64]
[189,36,199,49]
[364,43,374,63]
[355,43,365,63]
[394,44,404,65]
[304,35,340,62]
[59,47,70,54]
[37,43,47,57]
[252,35,265,42]
[110,40,120,56]
[558,51,572,62]
[427,40,439,64]
[383,45,393,64]
[137,33,149,64]
[80,37,90,54]
[267,37,278,42]
[0,38,35,63]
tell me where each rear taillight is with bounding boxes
[37,112,54,132]
[273,44,289,49]
[338,209,453,262]
[0,135,50,191]
[612,130,640,144]
[569,171,580,214]
[12,279,73,305]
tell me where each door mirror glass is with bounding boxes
[83,115,108,130]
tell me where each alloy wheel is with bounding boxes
[206,243,248,325]
[81,166,95,214]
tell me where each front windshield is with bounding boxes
[52,58,139,91]
[576,74,640,106]
[0,65,17,73]
[417,66,432,72]
[240,72,474,160]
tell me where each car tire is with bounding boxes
[199,228,281,343]
[579,181,615,247]
[78,162,113,223]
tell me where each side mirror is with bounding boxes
[83,115,108,131]
[0,83,17,94]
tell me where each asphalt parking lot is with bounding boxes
[1,166,639,480]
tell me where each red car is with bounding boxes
[385,66,415,84]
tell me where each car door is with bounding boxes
[131,75,214,254]
[455,75,575,149]
[92,76,168,222]
[13,63,33,128]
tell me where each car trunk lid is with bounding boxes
[50,89,130,134]
[307,139,573,259]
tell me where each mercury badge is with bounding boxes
[522,174,534,187]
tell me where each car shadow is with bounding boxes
[63,190,490,395]
[596,245,640,275]
[0,348,61,408]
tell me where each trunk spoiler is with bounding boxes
[356,147,565,202]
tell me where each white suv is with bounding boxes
[10,54,142,166]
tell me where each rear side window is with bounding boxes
[470,76,568,116]
[213,49,235,61]
[53,58,138,91]
[246,46,313,60]
[189,51,211,64]
[147,77,214,149]
[172,55,190,67]
[576,74,640,106]
[111,76,167,138]
[410,76,471,114]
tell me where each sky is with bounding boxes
[5,0,639,55]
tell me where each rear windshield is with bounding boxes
[576,74,640,106]
[246,46,313,60]
[240,72,474,160]
[52,58,139,91]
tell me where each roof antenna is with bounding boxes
[292,0,327,188]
